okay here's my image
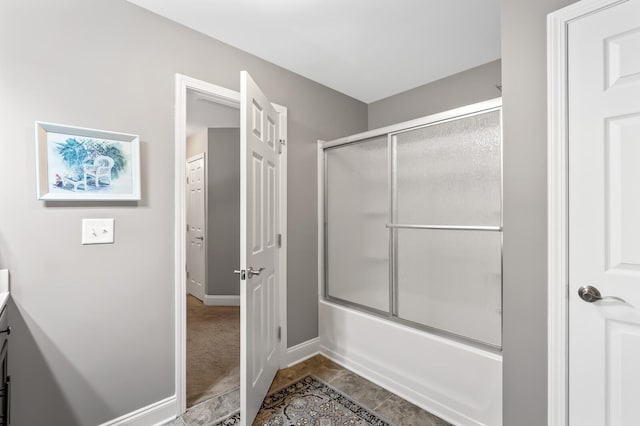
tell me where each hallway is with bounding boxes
[187,295,240,408]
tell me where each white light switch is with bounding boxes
[82,218,114,245]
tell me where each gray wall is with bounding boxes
[367,60,502,129]
[501,0,578,424]
[0,1,366,425]
[207,128,240,297]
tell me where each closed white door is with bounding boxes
[568,1,640,424]
[239,71,281,426]
[187,154,206,301]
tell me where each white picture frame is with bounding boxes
[35,121,141,201]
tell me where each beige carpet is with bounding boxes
[187,294,240,408]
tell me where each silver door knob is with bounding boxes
[578,286,602,303]
[247,267,264,278]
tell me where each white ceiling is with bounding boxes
[128,0,501,103]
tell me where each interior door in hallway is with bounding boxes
[187,154,206,302]
[568,1,640,424]
[239,71,281,426]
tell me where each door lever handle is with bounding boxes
[578,286,603,302]
[247,267,265,278]
[577,285,626,303]
[233,267,265,280]
[195,236,204,241]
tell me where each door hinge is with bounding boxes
[277,233,282,248]
[186,271,190,279]
[278,139,286,154]
[277,326,281,341]
[186,177,189,184]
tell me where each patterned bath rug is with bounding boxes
[252,375,395,426]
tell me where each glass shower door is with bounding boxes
[325,136,389,313]
[323,104,503,348]
[391,110,503,346]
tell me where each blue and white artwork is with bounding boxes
[46,132,133,194]
[36,122,141,201]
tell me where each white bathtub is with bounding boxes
[319,300,502,426]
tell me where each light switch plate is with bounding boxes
[82,218,114,245]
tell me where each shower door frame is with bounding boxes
[318,97,504,351]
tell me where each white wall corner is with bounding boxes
[204,295,241,306]
[0,270,8,292]
[98,396,177,426]
[286,337,321,367]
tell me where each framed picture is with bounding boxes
[35,122,141,201]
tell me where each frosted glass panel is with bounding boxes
[395,111,501,226]
[326,137,389,312]
[396,229,502,346]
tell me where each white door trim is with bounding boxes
[547,1,628,424]
[274,103,289,366]
[174,73,288,415]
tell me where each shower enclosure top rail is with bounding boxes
[321,97,502,150]
[386,224,502,232]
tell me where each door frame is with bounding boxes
[547,0,627,424]
[186,152,207,301]
[174,73,288,414]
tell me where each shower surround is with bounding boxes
[318,99,503,426]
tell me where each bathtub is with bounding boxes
[319,300,502,426]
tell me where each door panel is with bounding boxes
[568,1,640,424]
[240,71,281,426]
[267,162,276,249]
[251,279,264,386]
[267,273,276,359]
[251,153,264,254]
[606,319,640,424]
[606,114,640,270]
[187,155,206,301]
[605,27,640,88]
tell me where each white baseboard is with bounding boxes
[286,337,320,367]
[204,295,240,306]
[98,396,177,426]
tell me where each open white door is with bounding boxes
[239,71,281,426]
[568,1,640,424]
[186,154,206,302]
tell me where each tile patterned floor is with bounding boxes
[165,354,451,426]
